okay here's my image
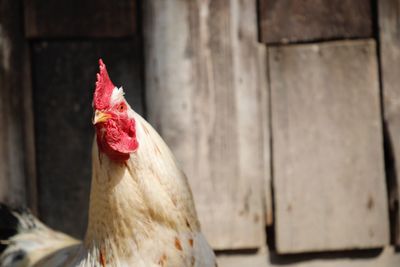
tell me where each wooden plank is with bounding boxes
[32,40,143,238]
[258,44,273,226]
[258,0,372,44]
[0,0,35,209]
[24,0,136,38]
[21,43,38,215]
[378,0,400,245]
[143,0,265,249]
[269,40,389,253]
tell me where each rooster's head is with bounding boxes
[92,59,138,162]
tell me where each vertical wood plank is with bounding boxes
[270,40,389,253]
[32,40,143,237]
[143,0,265,249]
[21,48,38,215]
[0,0,34,209]
[258,44,273,226]
[379,0,400,245]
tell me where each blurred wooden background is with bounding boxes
[0,0,399,266]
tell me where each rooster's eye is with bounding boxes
[117,103,126,112]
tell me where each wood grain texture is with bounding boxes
[379,0,400,245]
[32,40,143,238]
[143,0,265,249]
[24,0,136,38]
[269,40,389,253]
[258,0,372,44]
[0,0,35,209]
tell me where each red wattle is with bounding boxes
[95,117,138,162]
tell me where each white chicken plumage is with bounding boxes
[0,60,216,267]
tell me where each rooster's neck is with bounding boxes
[83,114,200,260]
[83,145,149,257]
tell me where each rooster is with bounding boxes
[0,59,216,267]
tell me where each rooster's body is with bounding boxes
[0,60,216,267]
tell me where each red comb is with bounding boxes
[93,59,115,110]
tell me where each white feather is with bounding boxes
[110,87,125,106]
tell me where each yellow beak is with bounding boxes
[93,110,111,125]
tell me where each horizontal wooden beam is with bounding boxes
[258,0,373,44]
[24,0,136,38]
